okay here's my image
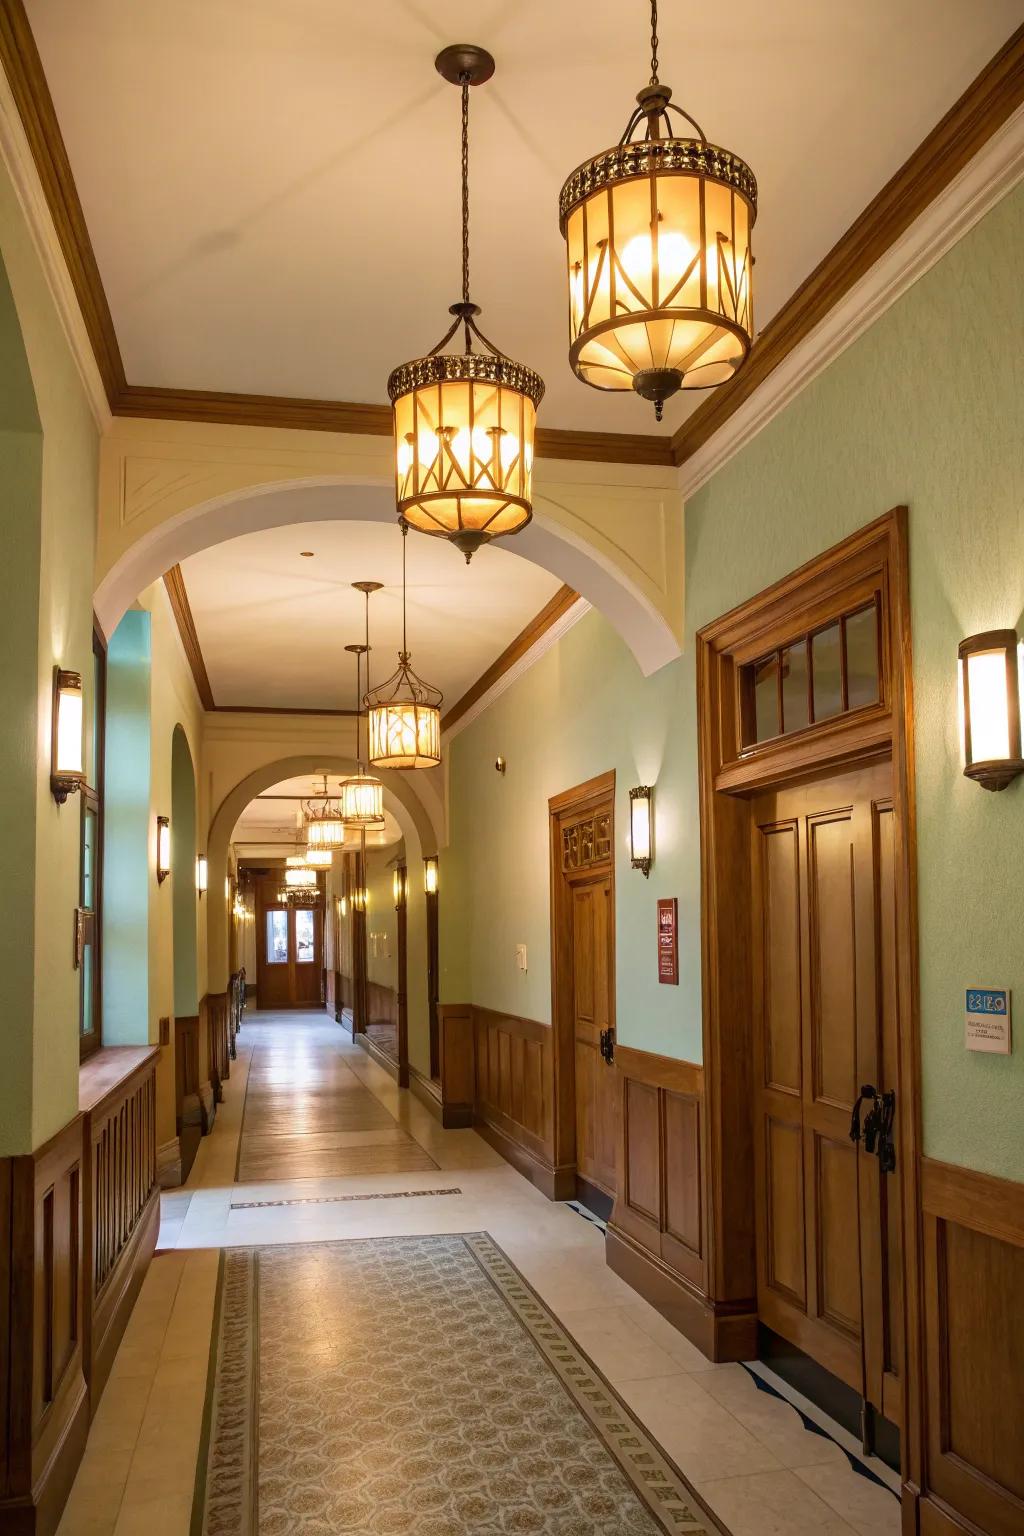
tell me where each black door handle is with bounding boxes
[599,1027,615,1064]
[850,1083,896,1173]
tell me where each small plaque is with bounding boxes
[965,987,1012,1054]
[657,898,678,986]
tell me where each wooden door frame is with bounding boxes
[696,508,923,1512]
[548,770,616,1202]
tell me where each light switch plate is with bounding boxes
[515,944,527,973]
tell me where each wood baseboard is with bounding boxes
[0,1377,90,1536]
[197,1080,216,1134]
[472,1115,575,1201]
[156,1136,182,1189]
[408,1065,443,1122]
[354,1030,408,1087]
[606,1222,758,1363]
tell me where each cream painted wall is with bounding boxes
[0,162,99,1155]
[443,178,1024,1185]
[365,846,400,991]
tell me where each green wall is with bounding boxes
[0,162,99,1154]
[103,611,153,1044]
[443,178,1024,1184]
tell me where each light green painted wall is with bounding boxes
[366,846,400,990]
[0,256,43,1156]
[443,178,1024,1184]
[103,611,153,1045]
[171,726,199,1016]
[0,162,99,1153]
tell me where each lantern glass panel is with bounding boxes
[56,680,84,777]
[964,647,1012,763]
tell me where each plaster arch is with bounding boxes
[95,441,683,675]
[206,752,435,992]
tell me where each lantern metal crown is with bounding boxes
[387,45,545,563]
[558,0,757,421]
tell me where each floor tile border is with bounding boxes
[229,1187,463,1210]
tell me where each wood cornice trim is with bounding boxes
[441,584,581,734]
[615,1044,704,1098]
[548,768,616,816]
[0,0,125,402]
[162,564,215,710]
[214,704,359,718]
[114,384,674,465]
[672,24,1024,467]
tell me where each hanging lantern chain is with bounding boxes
[460,75,471,312]
[649,0,659,86]
[401,518,409,657]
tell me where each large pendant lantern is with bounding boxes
[558,0,756,421]
[387,45,544,564]
[366,521,443,770]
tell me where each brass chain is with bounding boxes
[460,74,470,304]
[649,0,659,85]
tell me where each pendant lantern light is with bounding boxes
[387,45,545,564]
[304,774,346,848]
[366,521,443,769]
[558,0,756,420]
[341,583,386,827]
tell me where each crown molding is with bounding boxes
[442,585,590,741]
[163,563,215,709]
[673,24,1024,475]
[678,99,1024,499]
[0,1,111,426]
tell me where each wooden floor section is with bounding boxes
[235,1017,438,1183]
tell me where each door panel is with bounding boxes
[572,875,617,1196]
[752,761,900,1412]
[256,875,323,1009]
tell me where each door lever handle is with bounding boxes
[599,1027,615,1064]
[850,1084,878,1144]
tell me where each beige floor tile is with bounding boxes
[698,1469,859,1535]
[558,1305,693,1384]
[619,1371,784,1482]
[795,1459,902,1532]
[620,1294,718,1371]
[113,1491,193,1536]
[696,1364,852,1468]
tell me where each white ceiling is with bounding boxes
[232,774,404,850]
[27,0,1021,435]
[180,516,561,710]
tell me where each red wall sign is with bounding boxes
[657,897,678,985]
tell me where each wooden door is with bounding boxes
[572,873,617,1196]
[751,760,901,1416]
[258,893,322,1009]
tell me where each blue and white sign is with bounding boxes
[965,987,1012,1054]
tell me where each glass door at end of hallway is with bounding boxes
[259,901,322,1009]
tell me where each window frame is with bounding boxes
[79,621,106,1060]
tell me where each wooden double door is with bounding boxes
[751,761,903,1428]
[257,876,323,1010]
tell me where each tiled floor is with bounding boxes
[57,1012,902,1536]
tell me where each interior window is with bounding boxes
[740,597,881,748]
[266,909,289,964]
[295,909,315,964]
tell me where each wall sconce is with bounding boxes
[393,866,408,907]
[156,816,171,883]
[51,667,85,804]
[629,785,653,877]
[196,855,208,898]
[353,886,367,913]
[959,630,1024,791]
[495,755,507,774]
[339,895,348,918]
[424,855,439,895]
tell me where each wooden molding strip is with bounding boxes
[162,564,215,710]
[114,384,674,466]
[441,584,580,735]
[921,1156,1024,1250]
[0,0,125,400]
[615,1043,704,1099]
[671,24,1024,467]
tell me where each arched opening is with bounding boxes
[94,479,681,677]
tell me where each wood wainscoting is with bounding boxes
[474,1006,573,1200]
[606,1046,757,1361]
[79,1048,160,1402]
[174,1013,204,1179]
[203,991,230,1105]
[436,1004,476,1129]
[0,1117,88,1536]
[917,1159,1024,1536]
[0,1048,160,1535]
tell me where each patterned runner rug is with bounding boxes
[193,1234,728,1536]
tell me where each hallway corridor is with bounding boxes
[57,1013,901,1536]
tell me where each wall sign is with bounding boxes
[965,987,1012,1054]
[657,898,678,986]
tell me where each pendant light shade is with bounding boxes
[304,847,334,867]
[304,775,346,847]
[366,522,444,769]
[558,0,756,420]
[342,613,385,828]
[388,46,544,563]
